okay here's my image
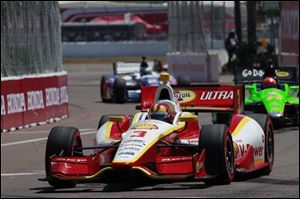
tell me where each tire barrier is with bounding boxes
[1,72,68,132]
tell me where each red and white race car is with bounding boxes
[40,73,274,188]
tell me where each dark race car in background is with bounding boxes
[100,61,190,103]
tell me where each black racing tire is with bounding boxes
[244,113,274,175]
[101,75,112,103]
[177,76,191,86]
[291,105,299,126]
[113,78,127,103]
[199,124,235,185]
[45,126,83,188]
[272,118,284,130]
[211,112,233,126]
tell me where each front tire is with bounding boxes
[211,112,233,126]
[45,126,83,188]
[199,124,235,184]
[101,75,112,103]
[113,78,127,103]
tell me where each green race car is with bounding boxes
[235,65,299,128]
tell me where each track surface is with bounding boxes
[1,62,299,198]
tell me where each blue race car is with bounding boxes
[100,61,189,103]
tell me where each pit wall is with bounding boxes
[1,72,69,132]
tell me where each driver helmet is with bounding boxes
[150,103,173,123]
[263,77,277,85]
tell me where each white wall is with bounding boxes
[62,41,168,57]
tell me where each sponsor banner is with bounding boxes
[22,77,48,125]
[1,79,24,129]
[234,66,298,84]
[141,85,244,114]
[1,73,68,131]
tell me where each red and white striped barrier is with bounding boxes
[1,72,69,132]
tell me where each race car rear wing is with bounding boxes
[233,65,298,84]
[141,84,244,114]
[113,62,154,75]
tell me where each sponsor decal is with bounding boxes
[179,139,198,145]
[275,71,290,77]
[238,144,264,157]
[242,69,264,77]
[239,144,250,156]
[117,139,146,157]
[267,95,283,101]
[7,93,26,114]
[254,146,263,157]
[45,87,60,106]
[132,123,158,130]
[27,90,44,111]
[200,91,233,100]
[60,86,69,104]
[233,142,239,158]
[130,131,147,138]
[174,90,196,103]
[1,95,5,116]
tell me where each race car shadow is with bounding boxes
[101,179,209,192]
[33,178,210,194]
[234,172,299,186]
[234,168,277,182]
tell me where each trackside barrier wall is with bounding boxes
[1,72,68,132]
[278,53,299,83]
[62,41,168,57]
[167,52,220,83]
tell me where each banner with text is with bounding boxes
[1,72,68,132]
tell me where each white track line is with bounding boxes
[1,130,95,147]
[1,172,45,177]
[4,128,94,134]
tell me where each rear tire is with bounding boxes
[211,112,233,126]
[244,113,274,175]
[45,126,83,188]
[101,75,112,103]
[177,76,191,86]
[199,124,235,185]
[113,78,127,103]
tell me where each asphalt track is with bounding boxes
[1,61,299,198]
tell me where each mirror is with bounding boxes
[108,116,124,122]
[178,115,198,122]
[160,72,169,84]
